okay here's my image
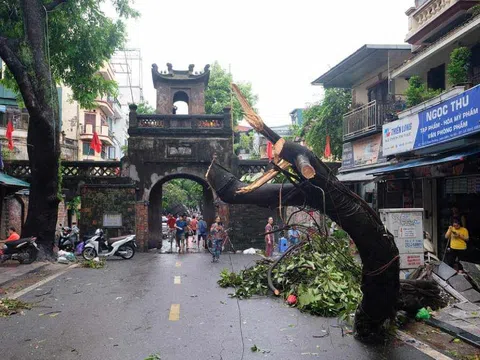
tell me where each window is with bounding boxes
[108,146,116,160]
[0,111,5,127]
[427,64,445,91]
[82,141,94,156]
[84,113,96,133]
[368,80,388,103]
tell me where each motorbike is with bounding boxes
[82,229,137,260]
[58,225,79,251]
[0,237,39,264]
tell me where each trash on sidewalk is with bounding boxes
[243,248,260,254]
[415,307,431,320]
[57,250,76,263]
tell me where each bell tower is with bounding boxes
[151,63,210,115]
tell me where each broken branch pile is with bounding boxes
[219,235,362,319]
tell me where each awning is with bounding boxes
[0,172,30,188]
[336,168,376,183]
[370,148,480,175]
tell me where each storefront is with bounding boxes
[372,85,480,260]
[336,133,388,211]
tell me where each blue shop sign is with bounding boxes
[383,85,480,156]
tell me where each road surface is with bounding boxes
[1,253,436,360]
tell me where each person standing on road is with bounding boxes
[210,216,225,262]
[197,216,208,250]
[445,217,469,271]
[288,225,300,246]
[190,215,198,244]
[265,217,274,257]
[175,214,188,254]
[167,214,177,245]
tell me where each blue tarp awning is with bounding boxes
[370,148,480,175]
[0,172,29,188]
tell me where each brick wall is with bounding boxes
[228,204,279,250]
[0,193,28,239]
[56,199,68,228]
[80,185,136,239]
[135,202,148,251]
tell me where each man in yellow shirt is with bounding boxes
[445,218,469,270]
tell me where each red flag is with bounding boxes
[324,135,331,158]
[90,131,102,153]
[6,120,14,151]
[266,141,273,160]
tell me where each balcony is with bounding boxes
[80,124,114,146]
[95,98,114,117]
[98,62,115,81]
[406,0,478,45]
[129,107,232,137]
[343,99,405,141]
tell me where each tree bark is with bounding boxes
[0,0,61,258]
[206,142,400,341]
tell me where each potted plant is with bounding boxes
[447,46,472,87]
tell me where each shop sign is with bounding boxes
[341,134,386,169]
[383,85,480,156]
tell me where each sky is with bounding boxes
[121,0,414,126]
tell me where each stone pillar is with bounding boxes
[129,104,138,128]
[135,201,148,251]
[223,107,232,130]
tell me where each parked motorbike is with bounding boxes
[58,225,79,251]
[82,229,136,260]
[0,237,39,264]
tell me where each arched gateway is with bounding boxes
[124,63,234,250]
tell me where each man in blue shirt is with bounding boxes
[197,216,208,250]
[288,225,300,246]
[175,214,188,253]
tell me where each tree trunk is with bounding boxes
[22,111,60,259]
[206,142,400,341]
[0,0,61,258]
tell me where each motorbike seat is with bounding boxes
[5,238,32,248]
[108,236,129,244]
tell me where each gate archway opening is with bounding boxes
[173,90,189,114]
[148,173,215,251]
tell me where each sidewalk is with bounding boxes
[0,261,50,287]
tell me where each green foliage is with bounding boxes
[302,89,351,160]
[144,354,161,360]
[57,159,63,201]
[0,0,138,110]
[405,76,442,108]
[67,196,81,220]
[470,4,480,17]
[447,47,471,86]
[162,179,203,213]
[0,298,31,317]
[234,131,257,156]
[205,61,258,125]
[218,235,362,318]
[82,258,106,269]
[136,101,156,114]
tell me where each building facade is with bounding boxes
[60,62,123,161]
[312,44,412,209]
[371,0,480,257]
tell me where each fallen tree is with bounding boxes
[206,84,401,342]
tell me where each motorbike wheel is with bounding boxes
[119,244,135,259]
[18,248,37,265]
[82,247,97,261]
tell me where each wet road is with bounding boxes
[1,253,435,360]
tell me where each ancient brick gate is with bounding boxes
[124,63,235,250]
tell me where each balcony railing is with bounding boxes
[82,124,112,138]
[136,114,224,129]
[343,98,406,141]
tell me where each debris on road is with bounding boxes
[0,298,31,316]
[218,235,362,319]
[81,258,106,269]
